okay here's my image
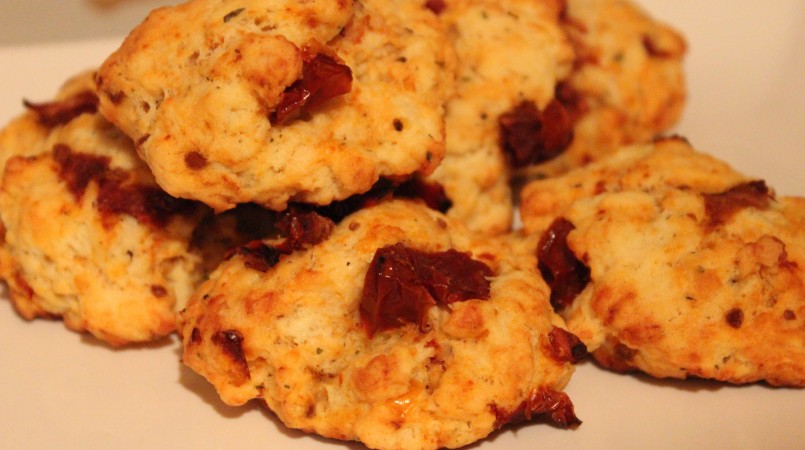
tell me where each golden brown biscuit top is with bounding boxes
[179,200,581,449]
[0,72,209,345]
[96,0,455,211]
[520,138,751,234]
[543,183,805,386]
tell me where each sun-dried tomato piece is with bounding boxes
[53,143,110,199]
[276,208,336,252]
[395,177,453,213]
[189,327,203,345]
[213,330,246,362]
[703,180,772,228]
[492,387,581,429]
[424,0,447,15]
[538,99,574,155]
[537,218,590,312]
[554,81,588,123]
[53,144,196,228]
[24,91,99,127]
[362,250,435,336]
[499,101,542,166]
[614,342,638,362]
[417,250,493,305]
[499,99,574,168]
[547,327,588,364]
[189,204,280,274]
[222,208,334,272]
[361,243,493,336]
[227,240,283,272]
[307,177,451,223]
[96,176,197,229]
[271,52,353,125]
[211,329,250,381]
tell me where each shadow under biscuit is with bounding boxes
[79,332,175,351]
[175,344,255,420]
[585,359,725,393]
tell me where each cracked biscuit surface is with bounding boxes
[0,72,209,345]
[97,0,454,211]
[180,199,582,449]
[522,140,805,386]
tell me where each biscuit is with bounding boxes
[545,184,805,386]
[96,0,455,212]
[522,141,805,386]
[514,0,686,182]
[180,199,583,449]
[425,0,574,235]
[0,72,210,345]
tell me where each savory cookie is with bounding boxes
[0,72,210,345]
[523,140,805,386]
[425,0,574,235]
[520,137,751,234]
[516,0,686,181]
[180,199,584,449]
[540,183,805,386]
[96,0,455,211]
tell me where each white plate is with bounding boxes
[0,2,803,449]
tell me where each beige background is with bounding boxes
[0,0,182,44]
